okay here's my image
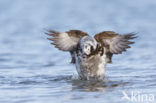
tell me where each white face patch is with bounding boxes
[79,36,98,56]
[82,43,91,55]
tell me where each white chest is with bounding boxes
[97,54,106,76]
[74,52,107,79]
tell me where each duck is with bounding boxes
[46,30,136,80]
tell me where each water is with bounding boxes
[0,0,156,103]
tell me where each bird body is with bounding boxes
[74,36,106,80]
[75,50,106,80]
[46,30,136,80]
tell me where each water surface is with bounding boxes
[0,0,156,103]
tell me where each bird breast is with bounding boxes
[75,52,106,80]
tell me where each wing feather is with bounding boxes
[94,31,137,54]
[94,31,137,63]
[46,30,88,52]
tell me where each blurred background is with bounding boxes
[0,0,156,103]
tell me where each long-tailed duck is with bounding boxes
[46,30,136,80]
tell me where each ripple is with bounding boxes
[18,80,43,85]
[0,0,156,103]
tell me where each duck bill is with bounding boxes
[82,53,88,58]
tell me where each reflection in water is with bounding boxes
[48,75,126,92]
[1,0,156,103]
[71,78,127,92]
[44,75,126,92]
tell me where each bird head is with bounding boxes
[78,36,98,58]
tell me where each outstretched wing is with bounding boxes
[46,30,88,51]
[94,31,137,63]
[94,31,137,54]
[46,30,88,63]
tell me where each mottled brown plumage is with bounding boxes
[46,30,88,51]
[94,31,137,63]
[67,30,88,38]
[46,30,136,64]
[46,30,88,63]
[94,31,136,54]
[46,30,136,80]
